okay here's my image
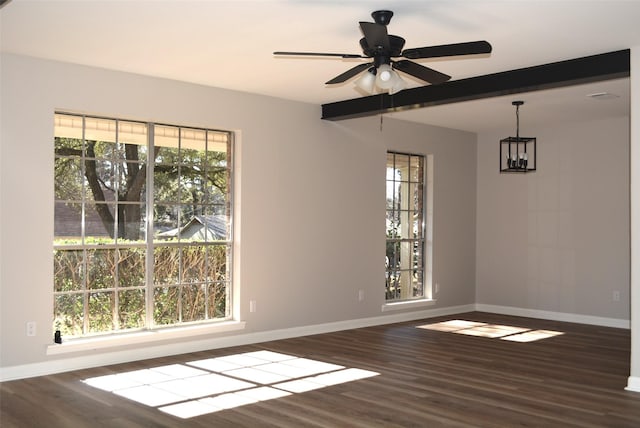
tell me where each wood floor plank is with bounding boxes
[2,312,639,427]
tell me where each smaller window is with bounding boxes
[385,152,425,302]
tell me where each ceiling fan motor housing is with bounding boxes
[360,35,405,59]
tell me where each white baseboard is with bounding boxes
[1,303,628,382]
[0,304,474,382]
[626,376,640,393]
[475,304,630,329]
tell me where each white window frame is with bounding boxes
[383,151,434,311]
[53,113,235,340]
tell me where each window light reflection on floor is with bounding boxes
[417,320,564,342]
[82,350,379,419]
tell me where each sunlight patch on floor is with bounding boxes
[82,350,379,419]
[500,329,565,342]
[417,320,564,342]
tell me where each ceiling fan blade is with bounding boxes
[393,60,451,84]
[359,22,390,51]
[402,40,492,59]
[325,63,373,84]
[274,51,364,59]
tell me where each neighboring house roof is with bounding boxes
[157,215,228,241]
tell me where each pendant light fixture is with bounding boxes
[500,101,536,173]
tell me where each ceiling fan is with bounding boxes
[274,10,492,94]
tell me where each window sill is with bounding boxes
[46,321,246,356]
[381,299,436,312]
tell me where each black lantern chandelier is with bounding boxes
[500,101,536,173]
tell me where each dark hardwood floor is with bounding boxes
[2,312,639,427]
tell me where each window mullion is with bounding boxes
[145,123,155,330]
[81,115,90,336]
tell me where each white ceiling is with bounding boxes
[1,0,637,133]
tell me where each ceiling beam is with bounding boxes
[321,49,630,121]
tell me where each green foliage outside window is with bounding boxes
[54,240,229,337]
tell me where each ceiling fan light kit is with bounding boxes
[500,101,536,173]
[274,10,492,96]
[355,68,376,93]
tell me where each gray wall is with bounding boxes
[476,116,630,320]
[0,54,477,373]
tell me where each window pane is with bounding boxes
[182,246,206,283]
[118,289,146,330]
[88,291,114,332]
[182,284,206,322]
[386,210,400,238]
[410,183,423,212]
[153,246,180,284]
[394,154,410,181]
[412,215,423,239]
[181,147,206,167]
[386,241,399,270]
[87,249,115,289]
[154,163,179,202]
[55,202,83,240]
[207,245,229,281]
[119,121,148,163]
[85,203,115,242]
[155,125,180,162]
[54,156,84,201]
[154,204,180,240]
[84,117,117,146]
[117,160,145,196]
[207,183,227,206]
[54,136,83,153]
[412,242,424,270]
[118,248,145,288]
[54,294,84,337]
[208,282,228,318]
[84,159,117,202]
[91,139,119,161]
[181,128,206,154]
[54,249,84,292]
[409,156,422,182]
[412,271,424,297]
[190,214,228,241]
[180,171,205,204]
[154,286,179,325]
[117,203,145,243]
[386,271,401,300]
[205,204,227,217]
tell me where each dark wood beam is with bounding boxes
[321,49,630,121]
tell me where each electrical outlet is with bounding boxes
[249,300,257,313]
[358,290,365,302]
[613,291,620,302]
[435,283,440,293]
[26,321,36,337]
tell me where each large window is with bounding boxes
[385,152,425,302]
[53,113,233,338]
